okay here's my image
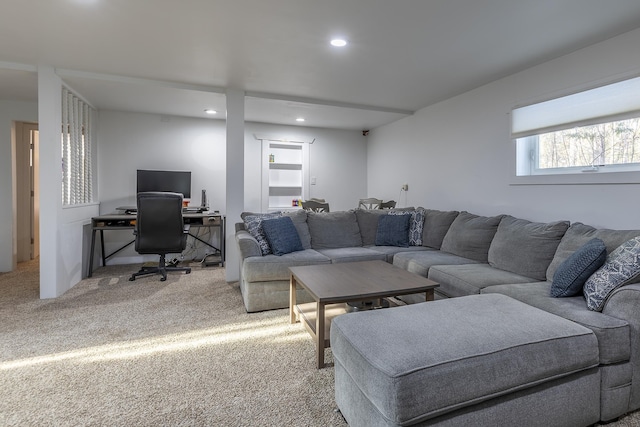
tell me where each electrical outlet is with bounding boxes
[401,184,409,191]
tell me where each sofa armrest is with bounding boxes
[603,283,640,322]
[603,283,640,412]
[236,229,262,259]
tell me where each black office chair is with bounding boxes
[129,192,191,281]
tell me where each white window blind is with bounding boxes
[61,87,94,205]
[511,76,640,139]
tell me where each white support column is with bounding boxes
[225,88,245,282]
[37,65,63,298]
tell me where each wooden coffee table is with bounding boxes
[289,260,439,368]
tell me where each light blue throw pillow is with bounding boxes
[550,238,606,298]
[584,236,640,311]
[375,214,410,247]
[261,216,303,256]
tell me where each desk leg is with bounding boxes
[290,275,298,324]
[316,301,326,369]
[88,229,97,278]
[99,230,106,268]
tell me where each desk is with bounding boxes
[88,212,225,278]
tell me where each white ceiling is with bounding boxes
[1,0,640,130]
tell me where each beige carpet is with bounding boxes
[0,260,345,426]
[1,260,639,426]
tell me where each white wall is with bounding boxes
[0,99,37,272]
[367,27,640,229]
[243,122,368,213]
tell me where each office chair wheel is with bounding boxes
[186,270,191,274]
[161,276,167,281]
[129,276,135,281]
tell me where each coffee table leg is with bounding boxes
[290,275,298,324]
[426,289,434,301]
[316,301,325,369]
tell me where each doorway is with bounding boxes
[15,121,39,262]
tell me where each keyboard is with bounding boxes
[183,207,204,213]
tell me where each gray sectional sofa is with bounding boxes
[235,207,640,425]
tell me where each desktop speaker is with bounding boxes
[201,189,207,209]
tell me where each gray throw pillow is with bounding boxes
[440,212,504,262]
[261,216,304,256]
[488,216,570,281]
[584,236,640,311]
[550,238,606,297]
[375,214,410,247]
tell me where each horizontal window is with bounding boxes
[516,117,640,176]
[512,75,640,179]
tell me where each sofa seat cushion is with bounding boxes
[331,294,599,425]
[392,250,479,277]
[317,247,386,264]
[482,281,630,365]
[242,249,330,282]
[365,245,431,263]
[428,264,536,298]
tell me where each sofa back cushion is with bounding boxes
[282,209,312,249]
[308,211,363,249]
[355,209,389,246]
[440,212,503,262]
[421,209,459,249]
[488,216,569,281]
[546,222,640,281]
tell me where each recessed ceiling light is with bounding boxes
[204,109,217,115]
[330,39,347,47]
[296,117,305,122]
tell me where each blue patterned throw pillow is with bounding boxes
[389,209,425,246]
[244,213,282,255]
[550,238,606,298]
[584,236,640,311]
[261,216,304,256]
[376,214,410,247]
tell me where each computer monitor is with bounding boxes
[136,169,192,199]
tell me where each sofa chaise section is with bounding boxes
[332,294,601,426]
